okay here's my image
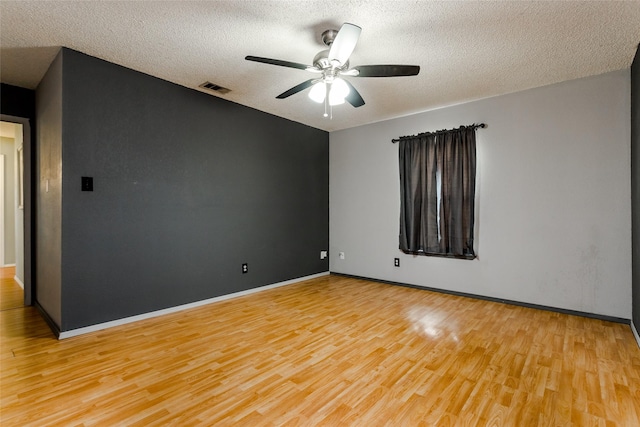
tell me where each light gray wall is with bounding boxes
[330,70,631,319]
[36,51,63,326]
[1,125,25,285]
[13,128,24,285]
[1,136,16,264]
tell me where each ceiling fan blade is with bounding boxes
[328,23,362,64]
[245,55,310,70]
[276,79,317,99]
[343,80,365,108]
[354,65,420,77]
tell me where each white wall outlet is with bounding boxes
[339,252,345,260]
[320,250,327,259]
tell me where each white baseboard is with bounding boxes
[58,271,330,339]
[632,321,640,350]
[14,275,24,290]
[2,263,16,267]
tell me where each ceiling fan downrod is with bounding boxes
[321,29,339,47]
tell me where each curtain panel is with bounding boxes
[398,126,477,259]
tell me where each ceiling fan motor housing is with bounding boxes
[313,50,349,72]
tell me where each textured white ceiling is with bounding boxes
[1,1,639,132]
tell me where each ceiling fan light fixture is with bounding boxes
[329,78,350,105]
[308,78,350,106]
[308,82,326,103]
[329,96,346,106]
[246,22,419,115]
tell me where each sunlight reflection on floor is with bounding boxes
[406,306,460,343]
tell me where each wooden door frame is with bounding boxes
[0,154,4,267]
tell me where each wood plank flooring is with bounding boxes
[1,274,639,426]
[0,266,22,311]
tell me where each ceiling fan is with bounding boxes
[245,23,420,118]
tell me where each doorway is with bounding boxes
[0,120,28,308]
[1,266,22,310]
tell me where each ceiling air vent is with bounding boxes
[199,81,231,94]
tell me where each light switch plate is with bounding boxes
[81,176,93,191]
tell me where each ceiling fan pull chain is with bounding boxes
[329,83,333,119]
[324,93,329,118]
[324,83,330,118]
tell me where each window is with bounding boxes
[397,125,479,259]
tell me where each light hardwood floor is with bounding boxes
[0,266,22,311]
[1,274,639,426]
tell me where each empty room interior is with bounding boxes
[1,1,640,425]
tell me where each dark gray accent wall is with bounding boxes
[36,51,63,327]
[632,43,640,330]
[42,48,328,331]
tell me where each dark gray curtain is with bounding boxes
[399,126,477,259]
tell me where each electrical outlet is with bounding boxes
[320,250,327,259]
[394,258,400,267]
[339,252,345,260]
[242,263,248,274]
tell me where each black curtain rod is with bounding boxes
[392,123,486,143]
